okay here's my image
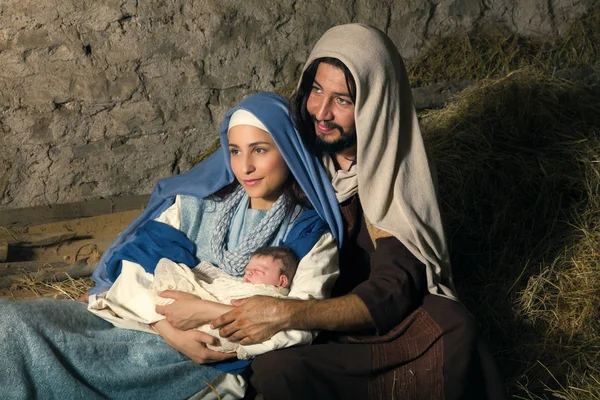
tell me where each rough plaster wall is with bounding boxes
[0,0,592,209]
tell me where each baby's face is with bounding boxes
[243,255,285,287]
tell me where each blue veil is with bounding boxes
[91,92,343,295]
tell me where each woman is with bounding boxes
[0,92,343,400]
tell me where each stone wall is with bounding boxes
[0,0,592,209]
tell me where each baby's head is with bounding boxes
[243,246,299,288]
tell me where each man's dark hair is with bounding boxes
[250,246,299,281]
[290,57,357,154]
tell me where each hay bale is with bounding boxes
[421,68,600,397]
[408,5,600,86]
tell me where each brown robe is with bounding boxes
[246,196,506,399]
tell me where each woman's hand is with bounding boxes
[155,290,221,330]
[211,296,291,345]
[152,320,236,364]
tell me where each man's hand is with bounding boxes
[155,290,221,330]
[213,294,374,341]
[211,296,291,345]
[152,319,236,364]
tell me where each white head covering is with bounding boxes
[301,24,456,299]
[228,109,268,132]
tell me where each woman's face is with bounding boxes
[228,125,290,210]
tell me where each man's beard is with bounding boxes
[311,116,357,154]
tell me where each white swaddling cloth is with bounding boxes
[155,259,290,356]
[88,258,291,360]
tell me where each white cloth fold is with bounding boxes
[89,259,290,359]
[321,155,358,203]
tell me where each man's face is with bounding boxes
[306,62,357,153]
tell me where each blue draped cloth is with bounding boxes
[91,92,343,296]
[105,220,197,281]
[280,209,329,259]
[0,298,226,399]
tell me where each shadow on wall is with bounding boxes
[422,69,600,396]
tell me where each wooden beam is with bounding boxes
[0,194,150,227]
[0,231,77,247]
[0,241,7,262]
[0,261,70,278]
[0,259,95,288]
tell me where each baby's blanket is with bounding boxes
[88,258,297,360]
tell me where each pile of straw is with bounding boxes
[6,276,93,300]
[407,8,600,397]
[422,69,600,398]
[408,6,599,86]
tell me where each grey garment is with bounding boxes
[178,194,265,267]
[178,194,303,274]
[0,298,222,400]
[209,187,295,276]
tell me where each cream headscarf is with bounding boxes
[228,109,268,132]
[301,23,456,299]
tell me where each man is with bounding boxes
[212,24,505,399]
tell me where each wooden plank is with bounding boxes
[0,231,77,247]
[0,241,7,262]
[30,260,96,282]
[0,194,150,227]
[0,261,70,278]
[0,259,95,288]
[0,267,67,288]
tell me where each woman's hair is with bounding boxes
[290,57,357,154]
[212,175,308,206]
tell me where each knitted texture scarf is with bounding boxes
[210,186,295,276]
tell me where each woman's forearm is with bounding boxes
[156,292,236,330]
[201,302,235,320]
[152,320,236,364]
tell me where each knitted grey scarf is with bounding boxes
[210,185,294,276]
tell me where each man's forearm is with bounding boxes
[283,294,374,332]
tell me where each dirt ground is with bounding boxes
[0,208,143,300]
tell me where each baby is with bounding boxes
[89,246,300,359]
[241,246,299,289]
[153,246,299,300]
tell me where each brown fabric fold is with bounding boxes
[349,308,444,400]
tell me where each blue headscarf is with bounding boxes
[91,92,343,295]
